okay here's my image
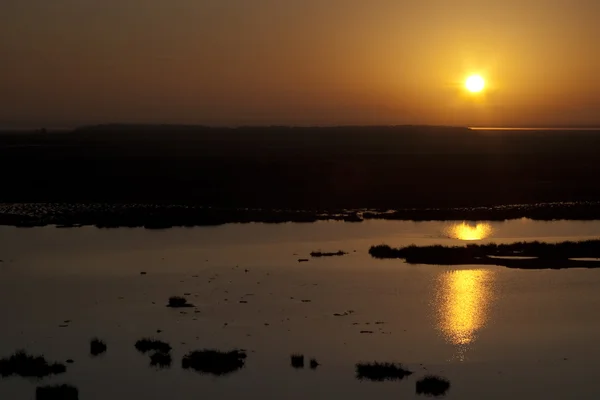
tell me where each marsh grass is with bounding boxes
[182,349,246,376]
[310,250,347,257]
[416,375,451,396]
[36,384,78,400]
[290,354,304,369]
[355,362,413,381]
[150,352,172,368]
[167,296,194,308]
[369,240,600,269]
[0,351,66,379]
[135,339,172,354]
[90,339,106,356]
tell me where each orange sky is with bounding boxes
[1,0,599,128]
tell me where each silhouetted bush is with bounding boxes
[291,354,304,369]
[0,351,66,378]
[150,352,172,368]
[416,375,451,396]
[356,362,413,381]
[310,250,347,257]
[90,338,106,356]
[309,358,320,369]
[182,349,246,376]
[167,296,194,308]
[36,384,78,400]
[135,339,171,354]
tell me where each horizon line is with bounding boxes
[1,124,600,132]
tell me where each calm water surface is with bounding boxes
[1,219,600,399]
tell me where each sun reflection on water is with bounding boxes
[435,269,495,360]
[446,222,493,241]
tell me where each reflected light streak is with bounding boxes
[435,269,495,360]
[446,222,493,241]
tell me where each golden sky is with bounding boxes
[1,0,599,127]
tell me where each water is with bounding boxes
[1,219,600,399]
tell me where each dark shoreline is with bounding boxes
[2,201,600,229]
[4,126,600,212]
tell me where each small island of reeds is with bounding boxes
[369,240,600,269]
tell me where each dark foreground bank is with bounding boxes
[2,125,600,209]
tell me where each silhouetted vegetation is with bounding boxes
[5,201,600,228]
[0,351,66,378]
[356,362,413,381]
[90,339,106,356]
[167,296,194,308]
[135,339,172,354]
[310,358,320,369]
[182,349,246,376]
[36,384,78,400]
[369,240,600,269]
[135,339,172,368]
[333,310,355,317]
[150,352,172,368]
[4,126,600,222]
[291,354,304,369]
[416,376,451,397]
[310,250,347,257]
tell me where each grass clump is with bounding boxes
[182,349,246,376]
[150,352,172,368]
[290,354,304,369]
[135,338,172,368]
[167,296,194,308]
[90,339,106,356]
[310,250,347,257]
[0,351,66,378]
[416,375,451,396]
[135,339,172,354]
[356,362,413,381]
[36,384,78,400]
[369,245,405,259]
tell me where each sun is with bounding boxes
[465,75,485,93]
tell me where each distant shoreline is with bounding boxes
[2,202,600,228]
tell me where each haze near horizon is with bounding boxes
[1,0,599,128]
